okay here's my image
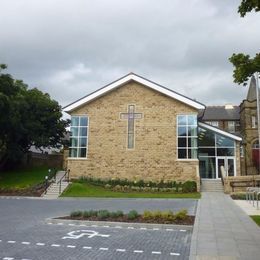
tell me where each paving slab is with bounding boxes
[190,192,260,260]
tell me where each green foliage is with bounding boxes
[175,209,188,220]
[230,193,246,200]
[238,0,260,17]
[110,210,124,218]
[127,210,139,220]
[70,211,82,218]
[182,181,197,193]
[0,65,69,168]
[97,210,111,220]
[76,176,197,193]
[229,53,260,86]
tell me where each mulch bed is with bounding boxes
[57,215,195,225]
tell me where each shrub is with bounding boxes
[83,210,91,218]
[143,210,153,220]
[182,181,197,193]
[110,210,124,218]
[97,210,110,220]
[88,210,98,217]
[175,209,188,220]
[160,210,174,221]
[70,211,82,218]
[230,193,246,200]
[152,210,162,220]
[127,210,139,220]
[104,184,112,189]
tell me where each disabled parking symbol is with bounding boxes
[62,230,110,240]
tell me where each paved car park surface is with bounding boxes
[0,197,197,260]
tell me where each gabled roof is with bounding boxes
[200,106,240,121]
[63,73,205,112]
[198,122,242,141]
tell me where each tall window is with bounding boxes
[227,121,235,132]
[177,115,198,159]
[69,116,88,158]
[252,116,257,128]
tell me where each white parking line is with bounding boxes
[180,229,186,232]
[36,243,45,246]
[152,251,161,254]
[99,247,108,251]
[7,241,16,244]
[170,252,180,256]
[134,250,143,253]
[116,249,126,252]
[140,227,147,230]
[21,242,30,245]
[127,227,134,229]
[103,225,110,228]
[67,245,76,248]
[153,228,159,230]
[51,244,60,247]
[3,258,14,260]
[115,226,122,228]
[57,223,63,225]
[83,246,92,249]
[166,228,174,231]
[68,224,75,226]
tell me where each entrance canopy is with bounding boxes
[198,122,242,179]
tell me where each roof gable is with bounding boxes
[63,73,205,112]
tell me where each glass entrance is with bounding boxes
[216,157,235,179]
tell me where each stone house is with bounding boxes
[63,73,242,187]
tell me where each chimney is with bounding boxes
[225,104,234,109]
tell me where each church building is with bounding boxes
[63,73,242,188]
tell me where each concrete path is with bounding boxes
[190,192,260,260]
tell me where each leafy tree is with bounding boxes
[238,0,260,17]
[229,0,260,85]
[0,64,69,169]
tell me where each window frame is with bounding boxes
[177,114,198,160]
[69,115,89,159]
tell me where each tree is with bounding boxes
[238,0,260,17]
[229,0,260,85]
[0,64,69,169]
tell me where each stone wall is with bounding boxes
[224,175,260,193]
[67,81,199,185]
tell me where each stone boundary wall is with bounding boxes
[224,175,260,193]
[23,152,63,169]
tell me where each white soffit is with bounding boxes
[198,122,242,141]
[63,73,205,112]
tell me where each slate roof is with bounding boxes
[200,106,240,121]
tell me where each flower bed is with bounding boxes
[58,209,194,225]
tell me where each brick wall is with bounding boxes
[67,81,199,183]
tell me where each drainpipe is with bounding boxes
[256,72,260,176]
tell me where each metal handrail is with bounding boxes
[57,169,70,194]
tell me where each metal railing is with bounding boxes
[57,169,70,194]
[246,187,260,209]
[43,168,58,194]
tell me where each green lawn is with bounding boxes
[0,167,50,189]
[251,215,260,226]
[61,182,201,199]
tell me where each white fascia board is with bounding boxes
[63,74,205,112]
[198,122,242,141]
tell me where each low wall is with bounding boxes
[23,152,63,169]
[224,175,260,193]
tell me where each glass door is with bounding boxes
[216,157,235,178]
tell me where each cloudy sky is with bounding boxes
[0,0,259,108]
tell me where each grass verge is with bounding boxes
[250,215,260,226]
[61,182,201,199]
[0,166,49,189]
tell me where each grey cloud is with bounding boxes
[0,0,258,107]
